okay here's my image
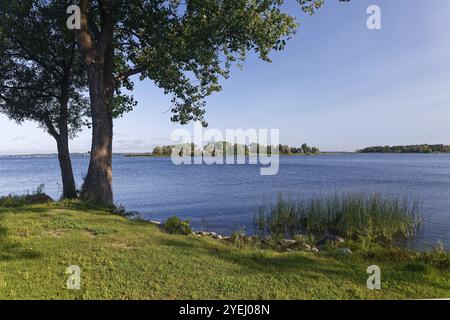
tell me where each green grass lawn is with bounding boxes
[0,203,448,299]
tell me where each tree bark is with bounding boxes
[44,110,78,200]
[43,91,78,200]
[56,136,77,199]
[57,70,78,200]
[77,0,115,205]
[80,60,114,204]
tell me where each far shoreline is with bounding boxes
[122,151,353,158]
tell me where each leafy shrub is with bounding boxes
[294,233,315,246]
[227,228,261,249]
[230,228,247,248]
[0,184,53,208]
[419,241,449,272]
[403,262,430,273]
[111,204,140,218]
[35,184,45,195]
[164,216,192,235]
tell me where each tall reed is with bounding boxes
[254,193,422,242]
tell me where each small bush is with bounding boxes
[164,216,192,235]
[403,262,430,273]
[294,233,315,246]
[0,184,53,208]
[419,241,449,272]
[230,228,247,248]
[111,204,140,218]
[35,184,45,195]
[227,228,261,249]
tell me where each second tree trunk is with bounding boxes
[56,137,77,199]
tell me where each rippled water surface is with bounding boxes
[1,153,449,249]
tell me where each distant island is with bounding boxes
[124,142,321,157]
[358,144,450,154]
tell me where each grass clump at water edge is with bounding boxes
[254,193,422,243]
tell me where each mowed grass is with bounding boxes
[0,204,448,300]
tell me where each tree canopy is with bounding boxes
[0,1,92,198]
[0,0,88,138]
[76,0,348,126]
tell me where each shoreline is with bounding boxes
[122,152,351,158]
[0,202,447,299]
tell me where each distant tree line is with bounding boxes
[280,143,320,155]
[358,144,450,154]
[151,142,320,157]
[151,145,176,157]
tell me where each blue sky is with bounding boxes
[1,0,450,154]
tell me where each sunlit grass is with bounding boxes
[0,202,447,299]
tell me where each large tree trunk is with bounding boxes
[56,136,77,199]
[80,58,114,204]
[77,0,115,205]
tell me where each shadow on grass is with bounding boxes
[0,206,51,215]
[0,215,42,261]
[158,237,359,281]
[0,199,113,216]
[54,200,114,213]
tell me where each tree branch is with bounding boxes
[43,113,60,140]
[0,93,12,105]
[0,84,60,100]
[115,66,146,82]
[8,35,63,78]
